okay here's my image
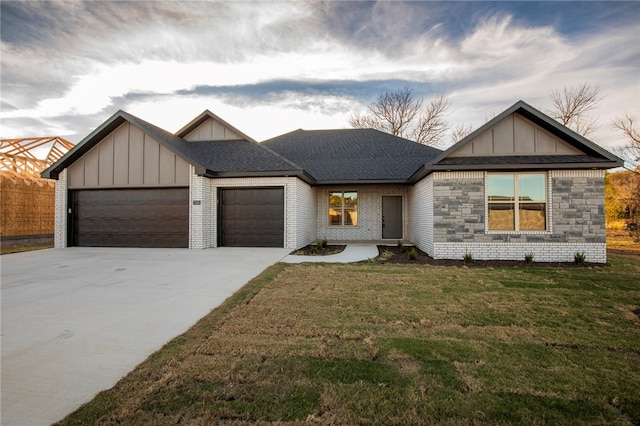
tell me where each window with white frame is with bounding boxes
[329,191,358,226]
[487,172,547,231]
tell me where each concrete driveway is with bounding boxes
[1,247,290,426]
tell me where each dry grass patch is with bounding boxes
[608,230,640,253]
[57,256,640,425]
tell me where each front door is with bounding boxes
[382,196,403,239]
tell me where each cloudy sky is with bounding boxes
[1,1,638,152]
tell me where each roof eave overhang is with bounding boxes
[313,179,410,186]
[42,113,129,180]
[427,161,623,171]
[196,169,317,184]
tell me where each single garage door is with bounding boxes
[70,188,189,248]
[219,188,284,247]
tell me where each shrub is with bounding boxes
[574,251,586,264]
[397,240,406,253]
[463,252,473,263]
[310,246,317,255]
[321,239,328,249]
[524,252,535,264]
[407,248,418,261]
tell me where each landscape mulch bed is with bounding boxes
[293,245,346,256]
[372,246,609,267]
[292,244,612,267]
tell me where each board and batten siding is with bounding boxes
[67,122,190,189]
[450,113,584,157]
[183,117,242,141]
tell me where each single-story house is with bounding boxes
[42,100,623,262]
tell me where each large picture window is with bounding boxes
[329,191,358,226]
[487,173,547,231]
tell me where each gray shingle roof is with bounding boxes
[44,101,623,184]
[42,110,308,181]
[262,128,442,183]
[187,139,303,173]
[126,112,307,179]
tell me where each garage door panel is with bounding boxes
[72,188,188,248]
[76,232,187,248]
[219,188,284,247]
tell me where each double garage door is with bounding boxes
[70,187,284,248]
[70,188,190,248]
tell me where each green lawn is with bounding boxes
[57,254,640,425]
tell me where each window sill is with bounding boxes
[486,230,551,235]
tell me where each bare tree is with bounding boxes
[348,113,380,131]
[549,83,601,136]
[612,113,640,164]
[450,122,474,144]
[410,95,450,146]
[349,86,450,146]
[611,112,640,243]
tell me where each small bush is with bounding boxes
[463,252,473,263]
[524,253,535,264]
[407,248,418,261]
[321,239,328,249]
[397,240,407,253]
[574,251,586,264]
[310,246,318,255]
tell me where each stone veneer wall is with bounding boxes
[316,185,409,241]
[431,170,607,263]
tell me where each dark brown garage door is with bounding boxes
[70,188,189,248]
[219,188,284,247]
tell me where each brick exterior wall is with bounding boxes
[430,170,607,263]
[54,169,68,248]
[189,167,214,249]
[316,185,408,241]
[294,179,316,249]
[408,175,434,255]
[52,163,607,263]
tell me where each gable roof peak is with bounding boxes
[42,109,207,179]
[425,99,622,171]
[175,109,256,142]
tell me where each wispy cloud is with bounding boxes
[1,1,638,147]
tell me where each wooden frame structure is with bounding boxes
[1,137,75,177]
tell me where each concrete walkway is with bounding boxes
[281,244,379,263]
[1,247,290,426]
